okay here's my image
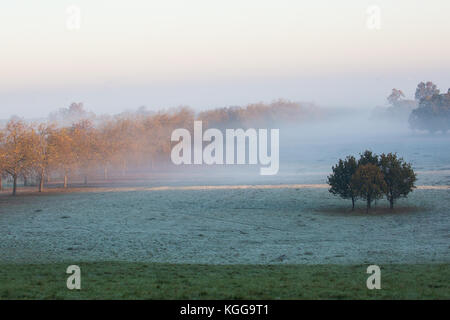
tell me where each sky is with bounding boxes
[1,0,449,118]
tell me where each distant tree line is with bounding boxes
[198,99,322,129]
[0,100,320,195]
[328,151,416,212]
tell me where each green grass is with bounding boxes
[0,262,448,299]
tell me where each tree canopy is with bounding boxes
[328,150,416,212]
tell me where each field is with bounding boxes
[0,184,449,299]
[1,262,448,299]
[1,187,449,265]
[1,133,449,299]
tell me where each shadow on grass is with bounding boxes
[315,206,426,216]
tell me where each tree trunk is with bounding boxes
[12,174,17,196]
[366,195,371,213]
[64,175,68,188]
[39,168,45,192]
[351,196,355,211]
[389,197,394,209]
[0,174,2,191]
[23,176,28,186]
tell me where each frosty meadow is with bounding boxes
[171,121,279,175]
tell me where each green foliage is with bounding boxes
[358,150,379,166]
[327,156,358,209]
[329,150,417,212]
[351,163,387,212]
[379,153,417,208]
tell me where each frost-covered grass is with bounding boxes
[0,262,448,299]
[0,185,448,299]
[0,187,448,264]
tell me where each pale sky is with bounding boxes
[1,0,449,118]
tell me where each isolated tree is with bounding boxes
[387,89,405,106]
[379,153,416,209]
[351,164,387,213]
[328,156,358,210]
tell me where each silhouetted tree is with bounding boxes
[387,89,405,106]
[351,164,387,213]
[409,85,450,133]
[379,153,416,209]
[415,81,440,101]
[328,156,358,210]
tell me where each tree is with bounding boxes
[358,150,379,166]
[379,153,416,209]
[387,89,405,106]
[415,81,440,101]
[31,123,56,192]
[48,102,95,126]
[96,120,121,180]
[70,119,99,185]
[328,156,358,210]
[351,164,387,213]
[1,119,35,195]
[48,127,77,188]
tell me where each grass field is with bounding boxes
[0,262,448,299]
[1,188,449,265]
[1,183,448,300]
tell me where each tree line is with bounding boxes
[328,151,416,212]
[0,100,320,195]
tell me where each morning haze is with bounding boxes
[1,0,450,118]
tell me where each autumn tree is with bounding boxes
[48,127,77,188]
[379,153,416,209]
[29,123,56,192]
[96,120,122,180]
[1,119,35,195]
[328,156,358,210]
[351,164,387,213]
[70,119,99,185]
